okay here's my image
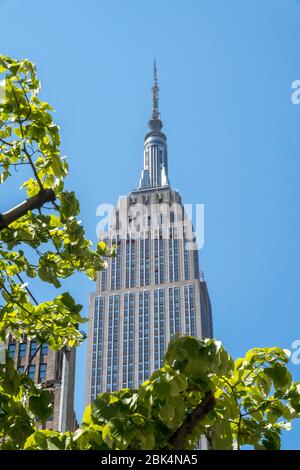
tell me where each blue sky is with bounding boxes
[1,0,300,449]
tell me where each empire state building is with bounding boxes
[85,63,213,405]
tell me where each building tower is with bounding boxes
[85,62,213,405]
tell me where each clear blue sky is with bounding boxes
[1,0,300,449]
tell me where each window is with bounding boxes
[138,291,150,384]
[169,287,181,337]
[39,363,47,380]
[125,238,136,289]
[154,290,159,368]
[185,285,196,337]
[30,341,37,357]
[106,295,119,391]
[184,240,190,280]
[110,237,122,290]
[8,343,16,358]
[28,365,35,379]
[100,266,107,291]
[18,342,27,358]
[90,296,105,399]
[18,366,24,373]
[140,239,150,286]
[41,343,48,356]
[122,293,135,388]
[159,237,165,284]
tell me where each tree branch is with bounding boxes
[24,343,43,375]
[0,189,55,230]
[168,391,215,450]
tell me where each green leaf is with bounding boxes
[265,363,292,390]
[211,421,233,450]
[29,390,53,422]
[153,381,171,399]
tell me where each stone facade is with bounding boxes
[6,335,77,432]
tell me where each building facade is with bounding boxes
[85,63,213,405]
[6,336,77,432]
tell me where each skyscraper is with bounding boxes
[85,62,213,405]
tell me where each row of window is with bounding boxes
[154,289,165,369]
[99,235,196,292]
[125,240,136,288]
[106,295,120,391]
[91,296,105,395]
[138,291,150,384]
[123,293,135,388]
[129,192,180,207]
[111,237,122,290]
[17,363,47,380]
[169,287,181,337]
[184,285,196,336]
[169,237,180,282]
[90,285,196,399]
[184,240,190,281]
[149,146,165,187]
[140,239,150,287]
[154,232,165,284]
[8,342,48,359]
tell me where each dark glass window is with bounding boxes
[39,363,47,380]
[18,366,24,373]
[18,342,27,358]
[41,343,48,356]
[8,343,16,358]
[28,365,35,379]
[30,341,37,357]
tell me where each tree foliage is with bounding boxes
[0,54,112,447]
[0,54,111,349]
[0,56,299,450]
[12,337,300,451]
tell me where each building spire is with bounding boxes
[152,59,160,120]
[138,61,169,190]
[148,60,163,132]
